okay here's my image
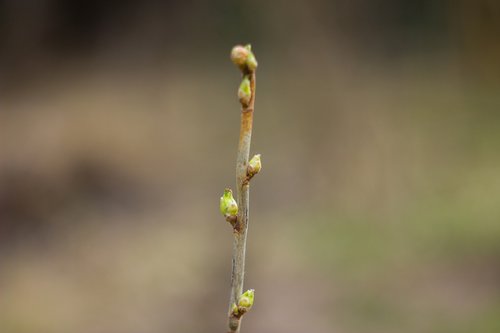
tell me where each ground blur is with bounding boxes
[1,1,500,333]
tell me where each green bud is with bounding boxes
[230,45,258,72]
[238,76,252,106]
[244,45,258,71]
[247,154,262,177]
[238,289,255,309]
[231,303,239,316]
[220,188,238,218]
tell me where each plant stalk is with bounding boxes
[227,71,256,332]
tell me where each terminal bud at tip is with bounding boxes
[230,45,249,68]
[230,44,258,72]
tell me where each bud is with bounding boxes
[244,45,258,71]
[247,154,262,177]
[238,76,252,106]
[220,188,238,218]
[238,289,255,309]
[230,45,249,68]
[231,303,239,316]
[230,44,258,72]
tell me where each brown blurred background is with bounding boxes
[1,1,500,332]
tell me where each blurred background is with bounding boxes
[1,1,500,332]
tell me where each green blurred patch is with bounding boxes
[289,158,500,332]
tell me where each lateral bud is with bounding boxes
[231,289,255,319]
[231,303,239,316]
[220,188,238,221]
[244,44,258,71]
[238,76,252,106]
[238,289,255,310]
[247,154,262,178]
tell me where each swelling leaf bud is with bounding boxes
[220,188,238,218]
[244,45,258,71]
[230,44,258,72]
[238,76,252,106]
[231,303,239,316]
[247,154,262,177]
[238,289,255,309]
[230,45,249,69]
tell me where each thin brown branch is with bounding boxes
[227,46,258,333]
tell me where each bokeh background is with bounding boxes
[1,1,500,332]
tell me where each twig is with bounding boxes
[220,44,260,333]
